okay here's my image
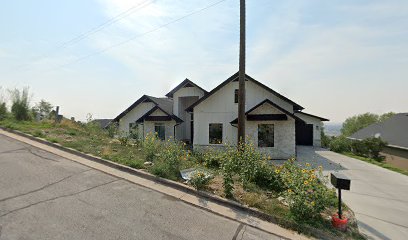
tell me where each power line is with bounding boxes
[50,0,228,71]
[21,0,154,70]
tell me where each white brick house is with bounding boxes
[109,72,328,159]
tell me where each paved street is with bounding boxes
[0,134,281,240]
[296,146,408,240]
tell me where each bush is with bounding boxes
[9,87,31,121]
[146,134,189,180]
[321,129,331,148]
[106,122,118,138]
[117,131,129,146]
[189,170,212,190]
[0,102,7,120]
[351,137,386,160]
[142,133,161,161]
[329,136,352,153]
[280,160,334,220]
[220,141,280,196]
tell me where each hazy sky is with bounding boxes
[1,0,407,123]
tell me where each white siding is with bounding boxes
[173,87,205,115]
[172,86,205,142]
[118,102,155,133]
[193,80,296,159]
[295,113,324,147]
[247,119,296,159]
[144,121,176,140]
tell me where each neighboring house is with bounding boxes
[93,119,113,128]
[109,72,329,159]
[349,113,408,169]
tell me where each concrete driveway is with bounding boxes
[0,134,281,240]
[296,146,408,240]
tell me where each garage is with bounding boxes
[296,122,313,146]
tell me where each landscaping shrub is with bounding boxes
[220,141,282,196]
[189,170,212,190]
[118,133,129,146]
[32,100,53,120]
[280,160,334,220]
[0,102,7,120]
[320,130,331,148]
[145,133,189,180]
[201,148,224,169]
[9,87,31,121]
[106,122,118,138]
[142,132,161,161]
[351,137,386,160]
[329,135,352,153]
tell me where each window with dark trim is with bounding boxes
[154,123,166,140]
[258,124,274,147]
[234,89,239,103]
[209,123,223,144]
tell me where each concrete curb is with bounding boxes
[1,127,343,239]
[0,127,280,223]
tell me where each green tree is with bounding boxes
[341,113,379,136]
[9,87,31,121]
[379,112,395,122]
[0,102,7,120]
[32,100,53,119]
[341,112,396,136]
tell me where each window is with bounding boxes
[258,124,274,147]
[154,123,166,140]
[209,123,223,144]
[234,89,239,103]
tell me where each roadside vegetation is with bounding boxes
[321,112,408,176]
[0,88,365,239]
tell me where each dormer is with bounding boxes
[166,79,207,117]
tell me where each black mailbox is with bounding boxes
[331,172,351,190]
[331,172,351,220]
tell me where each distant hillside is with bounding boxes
[324,123,342,136]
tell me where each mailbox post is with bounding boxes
[331,172,351,230]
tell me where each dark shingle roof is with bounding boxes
[165,78,208,98]
[147,96,173,114]
[111,95,175,123]
[93,119,112,128]
[295,111,329,121]
[350,113,408,149]
[186,72,303,112]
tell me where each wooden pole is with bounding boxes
[237,0,246,146]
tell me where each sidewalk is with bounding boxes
[0,129,308,240]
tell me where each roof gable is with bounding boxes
[165,78,208,98]
[230,99,305,124]
[112,95,174,123]
[136,106,183,123]
[295,112,329,121]
[186,72,303,112]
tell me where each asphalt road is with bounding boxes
[296,146,408,240]
[0,134,281,240]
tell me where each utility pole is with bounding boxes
[237,0,246,146]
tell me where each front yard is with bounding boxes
[0,118,366,239]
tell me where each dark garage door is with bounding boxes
[296,123,313,146]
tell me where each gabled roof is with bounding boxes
[136,106,183,123]
[349,113,408,149]
[165,78,208,98]
[230,99,305,124]
[93,119,112,128]
[295,111,329,121]
[186,72,303,112]
[111,95,174,123]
